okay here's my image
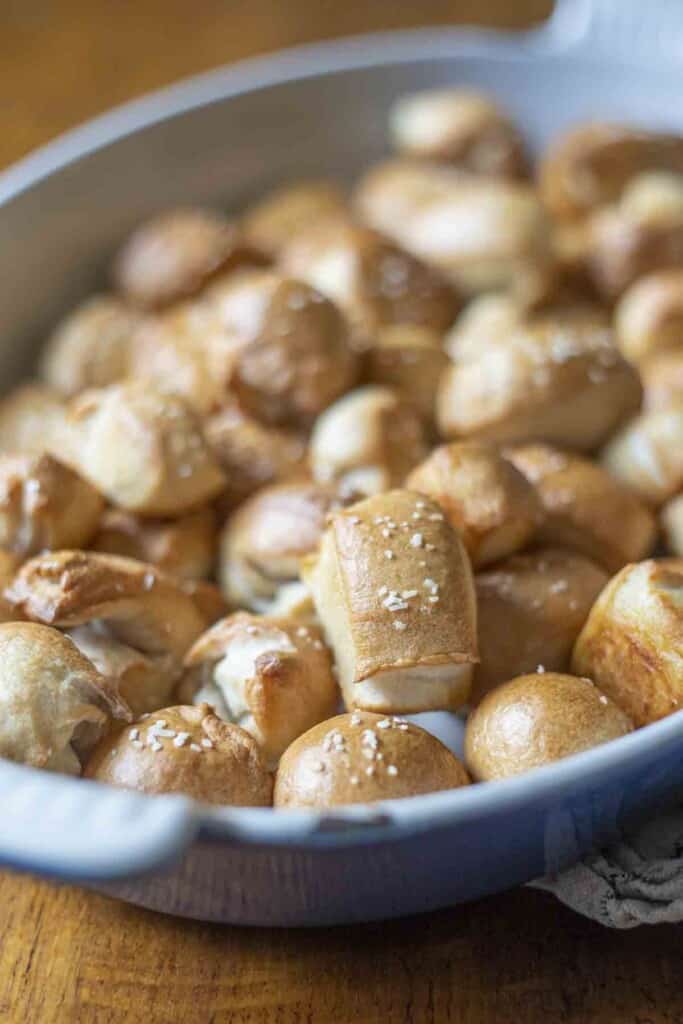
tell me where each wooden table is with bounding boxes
[1,2,682,1021]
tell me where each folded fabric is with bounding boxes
[532,806,683,928]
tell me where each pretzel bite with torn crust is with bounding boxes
[181,612,338,764]
[205,270,359,427]
[0,453,103,557]
[0,384,65,455]
[112,208,264,310]
[0,622,129,775]
[91,507,215,581]
[588,173,683,298]
[219,480,344,616]
[5,550,206,663]
[640,349,683,412]
[539,124,683,223]
[465,672,633,782]
[406,442,542,568]
[437,318,642,450]
[302,489,478,714]
[40,295,141,396]
[62,382,226,516]
[662,496,683,556]
[86,704,273,806]
[389,89,526,177]
[506,443,656,573]
[204,401,307,509]
[274,711,469,808]
[242,180,347,258]
[472,548,608,704]
[310,386,429,498]
[615,269,683,364]
[354,161,553,301]
[365,325,449,421]
[573,559,683,726]
[601,406,683,505]
[281,221,459,345]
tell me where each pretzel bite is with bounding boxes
[91,506,215,581]
[40,295,141,395]
[465,672,633,781]
[274,711,469,808]
[204,270,359,427]
[640,349,683,412]
[112,208,264,310]
[588,173,683,298]
[310,386,429,498]
[389,89,526,177]
[0,622,128,775]
[281,220,459,345]
[539,123,683,222]
[204,401,307,509]
[0,551,21,622]
[365,325,448,421]
[572,558,683,725]
[406,442,542,568]
[180,579,229,626]
[0,384,65,455]
[615,269,683,364]
[601,405,683,505]
[662,495,683,556]
[68,625,178,719]
[506,443,656,572]
[472,548,608,704]
[302,489,478,713]
[181,612,338,764]
[445,293,525,363]
[62,382,226,516]
[0,453,104,558]
[85,704,273,806]
[5,550,206,663]
[437,317,642,450]
[354,160,553,300]
[242,179,347,258]
[219,480,343,615]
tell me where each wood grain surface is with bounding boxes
[0,1,682,1022]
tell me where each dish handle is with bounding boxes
[0,761,199,881]
[536,0,683,64]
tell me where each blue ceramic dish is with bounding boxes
[1,0,682,924]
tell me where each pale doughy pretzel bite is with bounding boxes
[310,386,429,498]
[301,489,478,714]
[389,88,526,177]
[444,293,525,363]
[40,295,141,396]
[219,480,344,616]
[62,382,226,516]
[204,270,359,427]
[640,349,683,412]
[572,558,683,726]
[242,179,347,258]
[112,207,264,310]
[465,672,633,782]
[91,507,215,581]
[437,317,642,450]
[181,611,338,764]
[615,269,683,364]
[0,384,65,456]
[86,704,273,806]
[506,443,656,573]
[601,405,683,505]
[281,220,459,345]
[274,711,469,808]
[406,441,543,568]
[5,550,206,663]
[472,548,608,705]
[354,160,553,300]
[0,453,104,558]
[0,621,129,775]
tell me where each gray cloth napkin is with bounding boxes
[531,807,683,928]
